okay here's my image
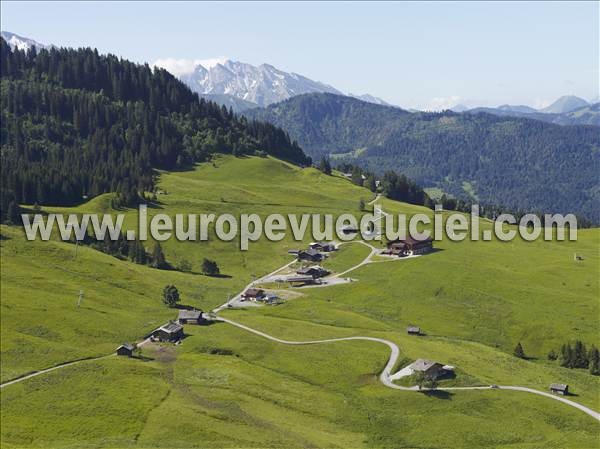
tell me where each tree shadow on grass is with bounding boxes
[132,354,155,362]
[422,390,453,400]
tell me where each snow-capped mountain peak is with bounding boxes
[153,57,395,109]
[1,31,51,52]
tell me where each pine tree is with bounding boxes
[351,167,363,186]
[318,157,332,175]
[151,242,167,269]
[513,342,526,359]
[560,343,574,368]
[201,258,220,276]
[365,175,377,192]
[6,201,20,224]
[573,340,589,368]
[589,346,600,375]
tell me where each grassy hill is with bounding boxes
[1,156,599,449]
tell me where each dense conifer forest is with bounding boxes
[0,38,310,221]
[248,93,600,222]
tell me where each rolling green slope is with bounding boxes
[1,156,599,449]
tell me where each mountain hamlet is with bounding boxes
[0,24,599,449]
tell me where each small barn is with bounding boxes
[550,383,569,395]
[151,322,184,342]
[178,309,204,325]
[116,343,135,357]
[298,248,323,262]
[241,288,265,301]
[407,326,421,335]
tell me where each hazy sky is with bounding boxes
[1,1,598,109]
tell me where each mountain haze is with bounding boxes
[541,95,590,114]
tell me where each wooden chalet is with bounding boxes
[241,288,265,301]
[386,236,433,256]
[408,359,446,380]
[296,266,329,278]
[178,309,204,325]
[151,322,184,342]
[309,242,336,252]
[297,248,324,262]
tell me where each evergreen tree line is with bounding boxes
[0,39,310,222]
[332,159,590,227]
[247,93,600,223]
[71,230,171,269]
[549,340,600,375]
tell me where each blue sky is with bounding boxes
[1,1,598,109]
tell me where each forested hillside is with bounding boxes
[247,93,600,222]
[0,38,309,217]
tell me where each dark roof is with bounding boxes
[286,275,317,283]
[390,235,433,245]
[159,322,183,334]
[118,343,135,351]
[178,309,202,320]
[301,248,321,256]
[311,241,333,248]
[550,383,568,391]
[243,288,264,297]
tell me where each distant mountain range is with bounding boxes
[247,93,600,221]
[154,57,391,111]
[465,99,600,127]
[455,96,599,126]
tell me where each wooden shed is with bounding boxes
[116,343,135,357]
[550,383,569,395]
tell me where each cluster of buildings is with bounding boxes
[115,308,207,356]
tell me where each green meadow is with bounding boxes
[1,156,599,449]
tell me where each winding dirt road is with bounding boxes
[3,212,599,424]
[0,354,114,389]
[217,316,600,422]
